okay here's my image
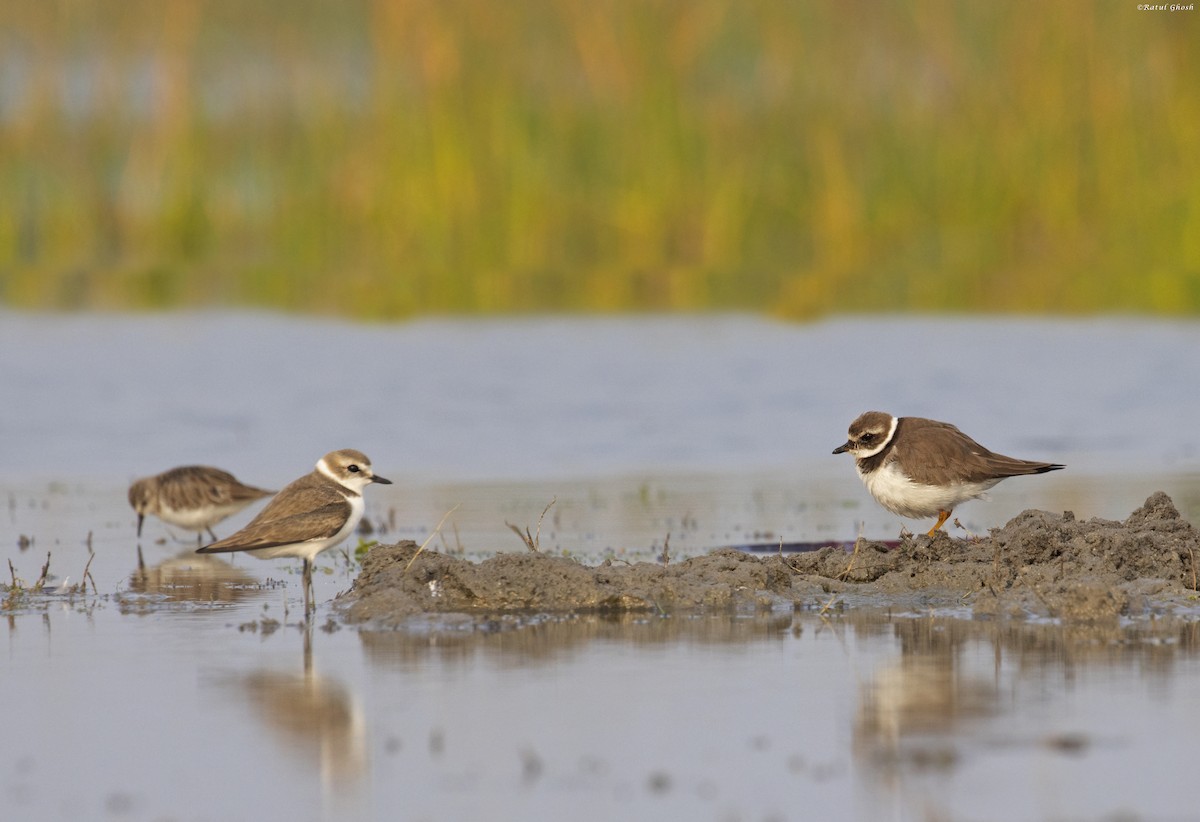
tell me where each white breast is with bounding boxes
[158,501,243,530]
[858,461,1000,519]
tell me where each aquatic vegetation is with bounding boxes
[0,1,1196,316]
[3,551,97,612]
[5,553,52,598]
[352,538,378,565]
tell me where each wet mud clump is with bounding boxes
[340,547,793,628]
[338,493,1200,627]
[793,491,1200,620]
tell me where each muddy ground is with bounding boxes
[338,492,1200,627]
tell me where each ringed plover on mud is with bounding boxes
[129,466,274,543]
[197,449,391,613]
[833,411,1064,536]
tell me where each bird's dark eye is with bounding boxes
[348,465,360,473]
[861,433,876,442]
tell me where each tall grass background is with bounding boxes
[1,0,1197,317]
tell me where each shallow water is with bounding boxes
[3,311,1200,820]
[7,603,1200,821]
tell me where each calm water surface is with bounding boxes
[3,311,1200,821]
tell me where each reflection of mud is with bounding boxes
[340,493,1199,624]
[123,551,260,610]
[850,611,1200,780]
[353,605,1200,787]
[359,610,796,668]
[357,607,1200,677]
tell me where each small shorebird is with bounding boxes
[198,449,391,614]
[833,411,1064,536]
[129,466,274,543]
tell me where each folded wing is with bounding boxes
[198,479,350,553]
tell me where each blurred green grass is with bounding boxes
[1,0,1197,317]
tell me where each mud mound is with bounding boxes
[338,493,1200,626]
[339,545,794,628]
[788,491,1199,619]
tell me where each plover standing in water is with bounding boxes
[197,449,391,614]
[129,466,275,543]
[833,411,1064,536]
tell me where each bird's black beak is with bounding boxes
[136,513,145,537]
[371,474,393,485]
[832,442,852,455]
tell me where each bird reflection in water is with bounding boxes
[853,619,999,777]
[233,629,368,795]
[127,549,260,606]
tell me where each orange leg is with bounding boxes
[926,510,952,537]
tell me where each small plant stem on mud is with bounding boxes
[836,522,866,582]
[536,497,555,547]
[436,520,466,555]
[507,522,536,552]
[658,532,671,566]
[8,559,16,589]
[505,497,556,553]
[836,541,862,582]
[81,553,97,594]
[405,503,463,574]
[34,552,51,591]
[952,517,978,540]
[780,537,807,575]
[818,593,841,616]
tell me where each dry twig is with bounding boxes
[836,522,867,582]
[34,552,51,591]
[818,593,841,616]
[81,552,97,594]
[505,497,556,553]
[404,503,463,574]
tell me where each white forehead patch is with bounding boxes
[318,454,373,492]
